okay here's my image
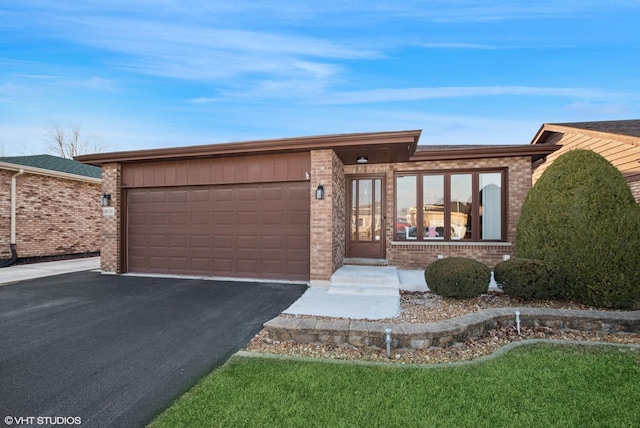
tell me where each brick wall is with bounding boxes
[0,171,12,258]
[310,150,334,283]
[344,156,532,269]
[331,152,346,272]
[0,169,101,259]
[100,163,121,273]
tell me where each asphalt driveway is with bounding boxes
[0,271,306,427]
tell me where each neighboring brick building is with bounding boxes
[531,119,640,203]
[78,131,558,285]
[0,155,102,263]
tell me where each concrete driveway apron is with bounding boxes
[0,271,306,427]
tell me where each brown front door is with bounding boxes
[347,176,385,258]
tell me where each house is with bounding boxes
[0,154,102,265]
[531,119,640,203]
[76,131,558,285]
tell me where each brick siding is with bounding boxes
[0,171,12,258]
[0,169,101,259]
[331,151,346,272]
[310,150,335,284]
[342,156,532,270]
[100,163,121,273]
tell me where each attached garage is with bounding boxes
[126,182,310,281]
[76,130,429,284]
[96,150,315,281]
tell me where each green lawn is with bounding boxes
[150,344,640,428]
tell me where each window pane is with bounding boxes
[423,175,445,239]
[374,179,382,241]
[350,179,357,240]
[358,180,372,240]
[450,174,472,240]
[480,173,502,239]
[396,176,416,240]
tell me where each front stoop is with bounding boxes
[328,265,400,297]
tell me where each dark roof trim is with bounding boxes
[76,130,422,166]
[410,144,560,162]
[531,122,640,146]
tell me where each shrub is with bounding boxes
[494,258,565,301]
[425,257,491,298]
[516,149,640,309]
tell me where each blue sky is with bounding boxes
[1,1,639,156]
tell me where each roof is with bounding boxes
[412,144,559,162]
[531,119,640,146]
[76,130,422,166]
[76,129,558,166]
[0,154,102,180]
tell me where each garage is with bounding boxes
[126,181,310,281]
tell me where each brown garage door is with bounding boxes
[126,182,310,281]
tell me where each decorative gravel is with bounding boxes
[245,291,640,364]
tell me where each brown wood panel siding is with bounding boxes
[533,133,640,185]
[127,181,310,281]
[122,152,311,188]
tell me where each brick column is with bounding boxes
[100,163,121,273]
[310,150,335,286]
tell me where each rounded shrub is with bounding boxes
[516,149,640,309]
[424,257,491,298]
[494,258,565,301]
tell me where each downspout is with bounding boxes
[0,168,23,268]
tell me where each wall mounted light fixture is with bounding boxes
[356,156,368,164]
[315,185,324,200]
[100,193,112,207]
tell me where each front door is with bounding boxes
[347,176,385,258]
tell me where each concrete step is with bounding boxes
[343,258,389,267]
[328,265,400,296]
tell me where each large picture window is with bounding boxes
[395,170,505,242]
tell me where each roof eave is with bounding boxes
[531,123,640,147]
[75,130,423,166]
[410,145,560,163]
[0,161,102,183]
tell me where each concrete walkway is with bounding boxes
[0,257,100,285]
[284,266,425,319]
[284,266,500,320]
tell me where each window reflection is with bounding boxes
[395,171,504,242]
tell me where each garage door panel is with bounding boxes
[238,188,258,200]
[148,257,166,269]
[288,236,310,250]
[237,236,257,249]
[169,191,188,202]
[127,182,310,280]
[190,235,210,248]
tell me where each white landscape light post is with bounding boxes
[385,328,392,358]
[514,310,521,335]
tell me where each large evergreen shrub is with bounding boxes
[424,257,491,298]
[515,149,640,309]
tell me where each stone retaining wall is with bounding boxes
[264,308,640,350]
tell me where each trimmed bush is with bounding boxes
[516,149,640,309]
[425,257,491,298]
[494,258,565,301]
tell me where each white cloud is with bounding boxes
[310,86,634,105]
[563,101,630,117]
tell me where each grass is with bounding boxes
[150,343,640,428]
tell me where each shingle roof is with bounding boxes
[550,119,640,138]
[0,154,101,179]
